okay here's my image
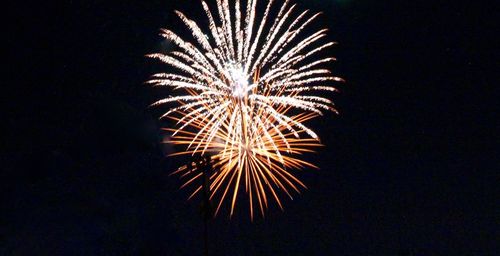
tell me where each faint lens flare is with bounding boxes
[148,0,343,219]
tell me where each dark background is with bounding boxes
[3,0,498,255]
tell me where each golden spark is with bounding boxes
[148,0,343,219]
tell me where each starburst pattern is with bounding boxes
[148,0,342,219]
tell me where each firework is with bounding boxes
[148,0,342,219]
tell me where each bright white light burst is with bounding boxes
[148,0,343,219]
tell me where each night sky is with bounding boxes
[4,0,498,255]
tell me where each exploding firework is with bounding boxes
[148,0,343,219]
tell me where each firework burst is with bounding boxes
[148,0,343,219]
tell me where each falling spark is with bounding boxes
[148,0,343,219]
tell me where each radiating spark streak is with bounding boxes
[149,0,342,219]
[249,2,294,75]
[244,0,274,74]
